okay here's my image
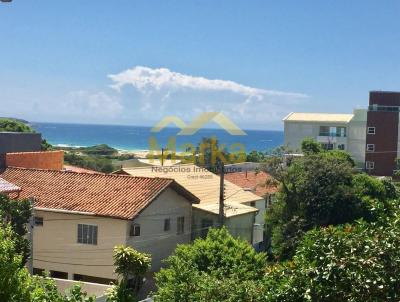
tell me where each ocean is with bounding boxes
[31,122,284,153]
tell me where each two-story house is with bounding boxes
[0,167,199,284]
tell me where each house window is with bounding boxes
[50,270,68,279]
[338,144,345,150]
[77,224,98,245]
[367,127,376,135]
[366,144,375,152]
[322,143,334,150]
[34,217,43,227]
[366,161,375,170]
[130,224,141,237]
[177,216,185,235]
[164,218,171,232]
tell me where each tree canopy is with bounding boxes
[154,227,266,301]
[0,194,31,264]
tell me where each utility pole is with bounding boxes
[27,197,34,275]
[161,148,164,166]
[219,162,225,227]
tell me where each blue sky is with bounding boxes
[1,1,399,130]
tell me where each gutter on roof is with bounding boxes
[34,207,96,216]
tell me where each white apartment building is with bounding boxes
[283,109,367,166]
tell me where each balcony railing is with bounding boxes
[318,132,347,137]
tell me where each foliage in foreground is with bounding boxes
[264,138,397,260]
[0,226,94,302]
[106,245,151,302]
[154,227,266,301]
[0,194,31,264]
[155,204,400,301]
[262,206,400,301]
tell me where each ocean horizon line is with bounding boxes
[30,120,284,133]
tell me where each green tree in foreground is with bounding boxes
[106,245,151,302]
[0,194,31,264]
[0,226,94,302]
[153,202,400,302]
[265,152,366,260]
[265,138,398,260]
[154,227,266,302]
[0,226,31,301]
[262,204,400,301]
[300,137,323,154]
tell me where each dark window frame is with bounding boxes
[34,216,43,227]
[177,216,185,235]
[367,127,376,135]
[164,218,171,232]
[366,144,375,152]
[77,224,98,245]
[130,223,141,237]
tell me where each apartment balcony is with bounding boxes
[317,134,347,144]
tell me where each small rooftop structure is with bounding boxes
[283,112,354,123]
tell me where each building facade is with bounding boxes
[0,167,199,283]
[283,90,400,176]
[117,164,265,248]
[283,109,367,167]
[365,91,400,176]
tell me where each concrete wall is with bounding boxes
[192,208,255,244]
[127,188,193,271]
[284,121,350,152]
[225,213,255,243]
[33,210,128,281]
[284,122,316,151]
[52,278,111,298]
[347,109,367,166]
[6,150,64,170]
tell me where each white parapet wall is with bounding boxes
[52,278,111,300]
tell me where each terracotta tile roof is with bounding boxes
[119,164,263,217]
[224,171,278,197]
[0,177,21,193]
[0,167,199,220]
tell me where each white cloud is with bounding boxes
[108,66,307,99]
[105,66,309,128]
[63,90,123,118]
